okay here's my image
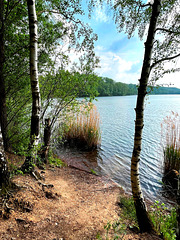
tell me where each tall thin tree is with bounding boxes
[88,0,180,233]
[22,0,41,171]
[130,0,161,232]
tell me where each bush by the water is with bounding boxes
[162,112,180,173]
[161,112,180,195]
[62,103,101,150]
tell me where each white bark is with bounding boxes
[27,0,41,148]
[131,0,161,232]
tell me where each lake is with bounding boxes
[56,95,180,202]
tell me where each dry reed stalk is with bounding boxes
[162,112,180,172]
[63,103,101,149]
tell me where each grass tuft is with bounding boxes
[63,103,101,150]
[162,111,180,174]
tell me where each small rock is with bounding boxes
[24,224,30,228]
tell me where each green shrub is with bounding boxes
[97,197,177,240]
[149,200,176,240]
[48,152,66,167]
[104,219,127,240]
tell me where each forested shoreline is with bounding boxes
[90,76,180,97]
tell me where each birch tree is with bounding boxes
[27,0,40,149]
[89,0,180,232]
[21,0,41,171]
[113,0,180,232]
[130,0,161,232]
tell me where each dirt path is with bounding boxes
[0,166,161,240]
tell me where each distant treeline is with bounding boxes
[96,77,180,96]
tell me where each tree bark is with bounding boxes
[21,0,41,171]
[0,0,10,152]
[131,0,161,233]
[28,0,40,147]
[0,122,10,189]
[40,118,51,164]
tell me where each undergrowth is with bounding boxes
[96,197,137,240]
[150,200,176,240]
[48,155,66,168]
[97,197,176,240]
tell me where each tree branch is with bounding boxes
[37,10,82,26]
[150,53,180,70]
[114,1,151,9]
[140,3,152,8]
[155,28,180,35]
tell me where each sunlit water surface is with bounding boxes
[56,95,180,202]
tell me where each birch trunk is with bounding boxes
[131,0,161,232]
[0,0,10,152]
[22,0,41,171]
[0,122,9,188]
[28,0,40,147]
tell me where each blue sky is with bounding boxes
[79,2,180,88]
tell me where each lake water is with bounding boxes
[56,95,180,202]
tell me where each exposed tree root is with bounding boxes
[31,170,45,181]
[38,181,54,191]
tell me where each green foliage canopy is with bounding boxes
[2,0,99,152]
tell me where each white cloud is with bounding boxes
[95,44,180,89]
[158,71,180,89]
[95,46,141,84]
[153,58,180,89]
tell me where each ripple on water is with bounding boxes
[56,95,180,204]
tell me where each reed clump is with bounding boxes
[63,103,101,150]
[161,112,180,197]
[162,111,180,174]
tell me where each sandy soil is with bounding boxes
[0,165,162,240]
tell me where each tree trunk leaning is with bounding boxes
[131,0,161,233]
